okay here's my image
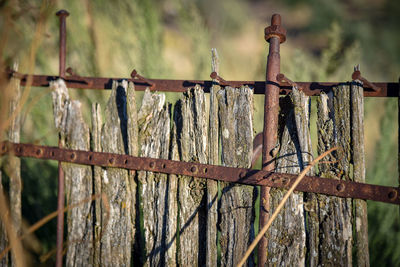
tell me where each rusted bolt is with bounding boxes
[124,159,128,165]
[336,183,345,192]
[352,69,381,92]
[17,146,22,153]
[131,69,155,89]
[162,163,166,169]
[190,166,198,173]
[388,190,397,200]
[210,72,235,87]
[264,14,286,43]
[88,154,93,161]
[277,73,299,88]
[70,153,76,160]
[36,148,42,156]
[149,162,155,168]
[203,168,208,174]
[108,157,114,164]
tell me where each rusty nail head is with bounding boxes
[265,14,287,43]
[56,9,70,17]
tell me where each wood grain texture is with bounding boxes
[51,79,93,266]
[174,85,208,266]
[217,86,255,267]
[266,87,310,266]
[91,103,102,267]
[206,84,220,267]
[100,80,133,265]
[207,49,220,267]
[351,82,369,267]
[137,89,172,266]
[316,87,353,266]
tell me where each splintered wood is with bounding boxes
[49,79,368,266]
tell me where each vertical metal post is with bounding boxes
[55,9,69,267]
[259,14,286,266]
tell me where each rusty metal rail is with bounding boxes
[1,141,399,206]
[6,70,398,97]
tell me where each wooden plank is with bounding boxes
[266,87,310,266]
[316,86,353,266]
[137,89,172,266]
[51,79,94,266]
[207,83,220,267]
[207,48,220,267]
[218,86,255,266]
[174,85,208,266]
[351,80,369,266]
[91,102,102,267]
[100,80,134,265]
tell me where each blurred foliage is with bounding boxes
[0,0,399,265]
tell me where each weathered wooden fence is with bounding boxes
[44,72,369,266]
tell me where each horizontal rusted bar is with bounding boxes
[1,141,399,205]
[7,72,398,97]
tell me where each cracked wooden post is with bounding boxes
[218,86,255,266]
[316,86,353,266]
[100,80,134,265]
[51,79,93,266]
[207,48,220,267]
[138,89,173,266]
[266,87,312,266]
[174,85,208,266]
[351,75,369,267]
[91,103,102,267]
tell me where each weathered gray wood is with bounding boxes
[316,87,353,266]
[137,89,172,266]
[51,79,93,266]
[174,85,208,266]
[351,81,369,267]
[100,80,133,265]
[91,103,102,267]
[266,87,311,266]
[206,49,219,267]
[217,86,254,266]
[167,120,179,266]
[126,81,138,256]
[207,84,220,267]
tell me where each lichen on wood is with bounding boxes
[137,88,173,266]
[51,79,94,266]
[266,87,311,266]
[100,80,134,265]
[207,84,220,267]
[351,81,369,267]
[217,86,255,266]
[316,86,353,266]
[174,85,208,266]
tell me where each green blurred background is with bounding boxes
[1,0,399,265]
